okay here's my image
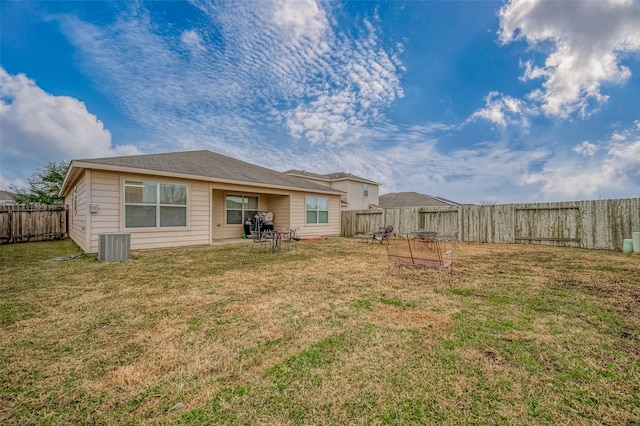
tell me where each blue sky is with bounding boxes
[1,0,639,203]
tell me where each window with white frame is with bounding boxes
[124,180,187,228]
[306,195,329,224]
[226,195,258,225]
[363,183,369,197]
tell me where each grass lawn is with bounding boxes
[1,237,639,425]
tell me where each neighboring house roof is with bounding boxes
[378,192,460,208]
[285,169,379,185]
[60,150,345,196]
[285,169,331,182]
[0,190,16,204]
[431,196,461,206]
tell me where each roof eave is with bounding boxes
[330,177,380,185]
[287,170,379,185]
[59,160,81,197]
[64,161,345,195]
[286,172,332,182]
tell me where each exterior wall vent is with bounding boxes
[98,233,131,262]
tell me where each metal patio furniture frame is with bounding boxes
[384,235,453,285]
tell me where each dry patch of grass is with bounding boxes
[1,238,639,425]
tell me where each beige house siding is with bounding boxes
[330,181,350,206]
[328,195,342,234]
[290,192,341,236]
[268,194,291,231]
[294,176,379,210]
[211,189,269,239]
[332,180,378,210]
[89,171,121,244]
[121,175,210,252]
[59,148,352,254]
[211,189,227,238]
[358,179,377,208]
[215,190,341,237]
[212,189,293,239]
[74,171,211,253]
[66,171,88,251]
[370,183,379,206]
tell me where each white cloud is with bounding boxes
[379,138,550,203]
[0,67,139,186]
[499,0,640,118]
[35,1,637,204]
[57,1,403,149]
[523,126,640,198]
[572,141,598,157]
[283,121,551,204]
[0,176,26,191]
[283,20,405,145]
[271,0,329,43]
[522,169,606,199]
[180,29,205,54]
[468,91,531,128]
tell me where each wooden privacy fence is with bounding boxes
[0,205,68,244]
[341,198,640,251]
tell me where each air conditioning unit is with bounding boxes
[98,233,131,262]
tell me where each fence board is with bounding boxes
[355,211,383,235]
[340,210,353,237]
[514,203,581,247]
[384,208,419,235]
[418,208,458,235]
[341,197,640,250]
[0,205,68,244]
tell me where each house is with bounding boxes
[59,150,345,253]
[0,190,16,205]
[285,170,379,210]
[378,192,460,208]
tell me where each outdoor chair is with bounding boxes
[273,228,300,252]
[372,225,393,244]
[412,231,438,250]
[283,227,300,250]
[437,229,459,248]
[250,229,272,251]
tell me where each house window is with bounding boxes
[306,196,329,224]
[124,180,187,228]
[226,195,258,225]
[363,183,369,197]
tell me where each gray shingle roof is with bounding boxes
[284,169,330,181]
[76,150,342,194]
[0,190,16,203]
[431,196,461,206]
[379,192,459,208]
[285,169,378,185]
